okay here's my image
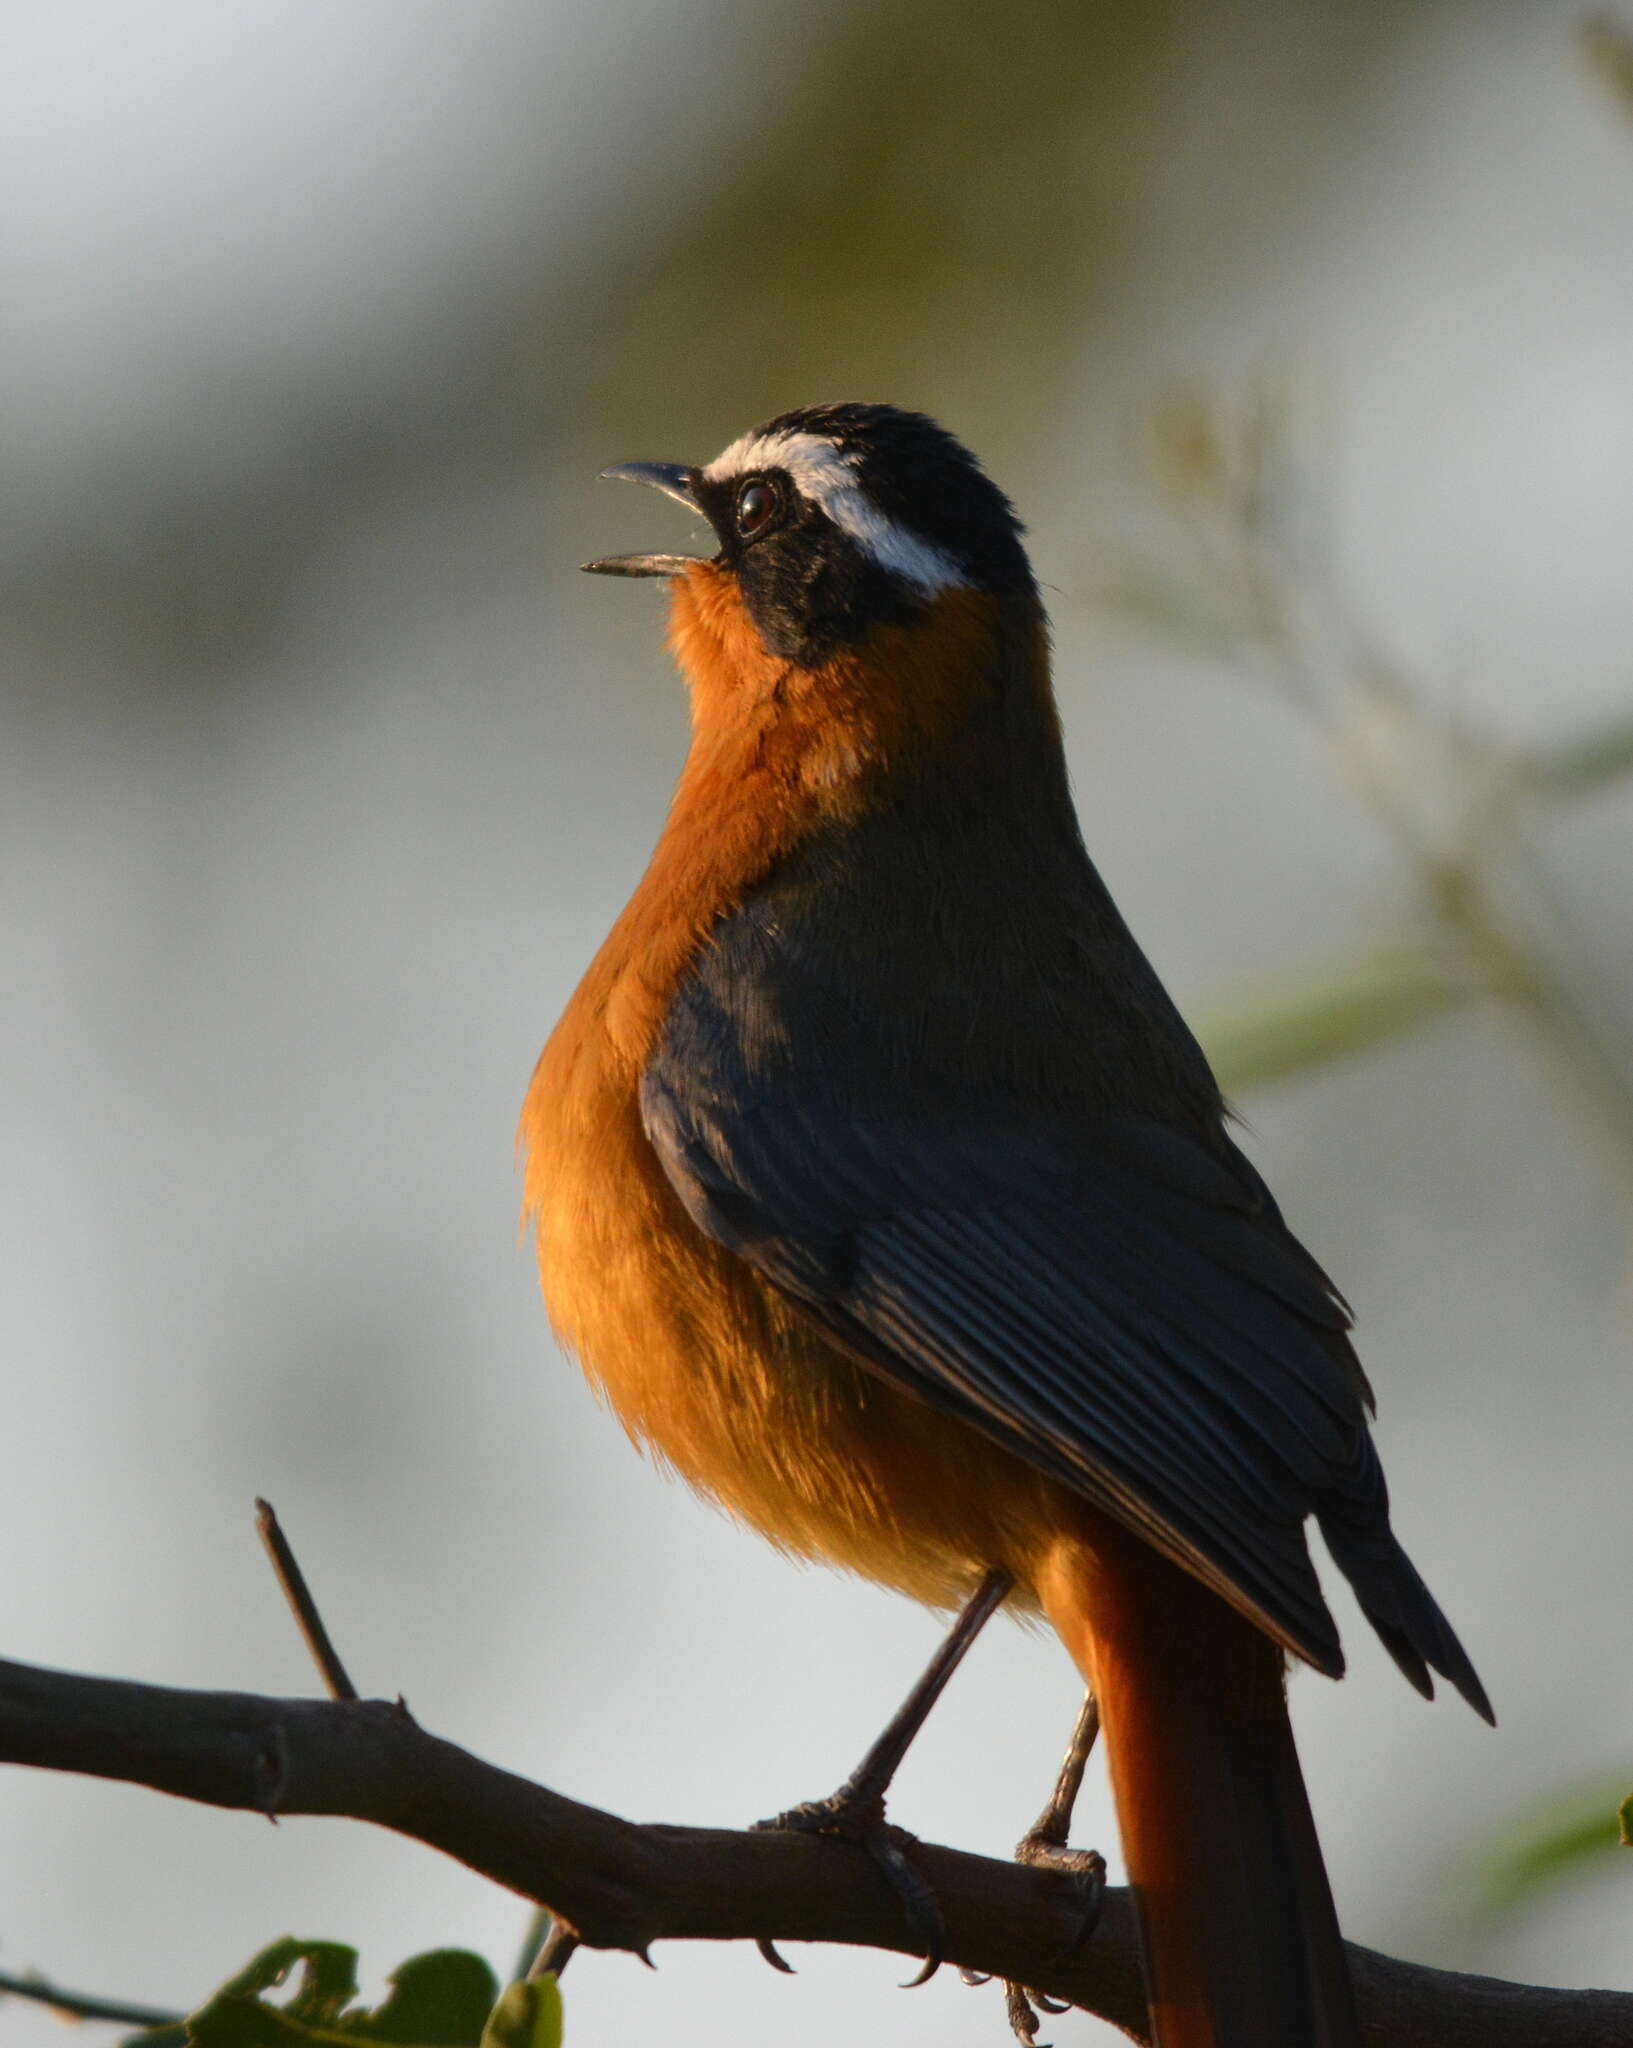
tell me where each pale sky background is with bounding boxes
[4,4,1633,2045]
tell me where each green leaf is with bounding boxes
[223,1941,360,2025]
[128,1942,503,2048]
[479,1979,563,2048]
[1530,711,1633,799]
[1480,1789,1631,1911]
[184,1942,359,2048]
[351,1954,501,2046]
[1196,947,1468,1093]
[1618,1792,1633,1848]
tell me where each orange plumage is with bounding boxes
[522,406,1487,2046]
[523,565,1069,1601]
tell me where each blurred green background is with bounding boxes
[4,3,1633,2043]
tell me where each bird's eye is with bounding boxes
[735,478,779,540]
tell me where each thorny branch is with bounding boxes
[1,1652,1630,2047]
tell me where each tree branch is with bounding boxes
[1,1653,1627,2045]
[0,1970,181,2029]
[253,1499,358,1703]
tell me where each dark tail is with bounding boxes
[1049,1522,1361,2048]
[1319,1447,1494,1725]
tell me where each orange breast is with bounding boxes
[519,564,1069,1604]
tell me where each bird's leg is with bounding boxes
[752,1567,1013,1984]
[961,1688,1106,2045]
[1017,1685,1102,1877]
[756,1566,1013,1833]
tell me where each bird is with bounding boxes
[520,401,1490,2048]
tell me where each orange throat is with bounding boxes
[562,560,1008,1076]
[512,562,1058,1604]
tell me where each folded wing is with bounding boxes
[641,1058,1490,1720]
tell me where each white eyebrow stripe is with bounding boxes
[703,427,968,595]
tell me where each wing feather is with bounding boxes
[640,1053,1490,1714]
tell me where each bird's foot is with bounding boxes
[960,1687,1103,2041]
[1013,1823,1106,1938]
[958,1827,1104,2045]
[741,1575,1014,1986]
[750,1781,945,1986]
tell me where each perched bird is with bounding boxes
[521,402,1489,2048]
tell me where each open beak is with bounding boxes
[582,462,707,578]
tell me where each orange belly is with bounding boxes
[519,566,1083,1609]
[524,1018,1074,1610]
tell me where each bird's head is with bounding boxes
[573,406,1068,1048]
[586,399,1039,669]
[583,402,1059,845]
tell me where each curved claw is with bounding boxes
[1004,1979,1046,2046]
[750,1796,946,1988]
[992,1840,1104,2042]
[754,1936,796,1974]
[867,1825,944,1985]
[958,1966,993,1987]
[1000,1976,1077,2048]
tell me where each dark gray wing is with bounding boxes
[641,1061,1490,1719]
